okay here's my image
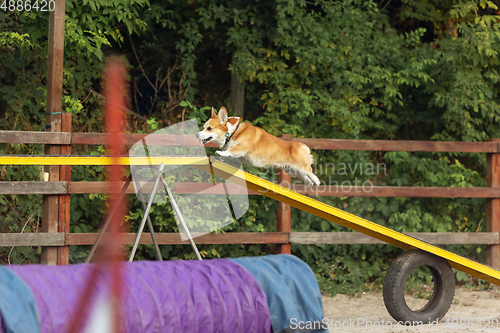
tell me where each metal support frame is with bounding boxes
[129,136,202,261]
[160,177,202,261]
[85,161,203,263]
[128,163,166,261]
[134,178,162,261]
[125,162,202,261]
[85,172,163,263]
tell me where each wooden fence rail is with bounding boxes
[1,125,499,268]
[2,130,500,152]
[0,232,497,247]
[2,181,500,198]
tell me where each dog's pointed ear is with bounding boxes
[219,106,228,124]
[211,107,217,118]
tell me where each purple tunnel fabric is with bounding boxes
[6,259,271,333]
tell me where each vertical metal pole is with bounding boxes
[85,175,132,263]
[128,163,165,262]
[134,180,163,261]
[135,138,162,260]
[161,177,202,260]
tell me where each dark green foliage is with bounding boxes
[1,0,500,293]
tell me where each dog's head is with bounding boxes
[196,106,240,147]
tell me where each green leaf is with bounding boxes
[320,220,330,231]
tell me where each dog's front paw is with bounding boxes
[216,150,231,157]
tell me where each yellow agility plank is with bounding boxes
[210,160,500,286]
[0,156,209,166]
[3,154,500,285]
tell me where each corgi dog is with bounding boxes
[196,106,320,186]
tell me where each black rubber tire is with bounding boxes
[383,250,455,325]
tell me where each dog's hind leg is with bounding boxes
[288,166,316,186]
[293,145,321,186]
[307,172,320,186]
[299,171,320,186]
[284,166,300,178]
[303,174,314,185]
[293,164,321,186]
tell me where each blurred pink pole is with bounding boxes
[68,59,128,333]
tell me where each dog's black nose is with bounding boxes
[195,132,201,139]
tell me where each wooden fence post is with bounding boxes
[276,134,292,254]
[57,113,71,265]
[487,138,500,269]
[42,0,66,265]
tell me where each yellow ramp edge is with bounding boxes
[0,156,209,166]
[210,160,500,287]
[2,155,500,286]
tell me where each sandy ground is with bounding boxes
[321,287,500,332]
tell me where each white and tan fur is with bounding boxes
[196,106,320,186]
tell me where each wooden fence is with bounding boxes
[1,115,500,269]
